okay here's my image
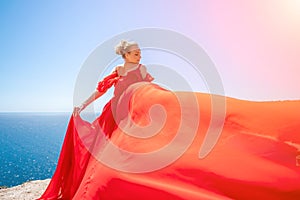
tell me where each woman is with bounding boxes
[38,40,300,200]
[73,40,154,138]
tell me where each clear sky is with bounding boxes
[1,0,299,112]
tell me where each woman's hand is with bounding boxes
[73,105,84,117]
[72,90,103,117]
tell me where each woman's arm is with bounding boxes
[73,68,119,117]
[73,90,105,116]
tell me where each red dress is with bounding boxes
[93,64,154,139]
[38,65,300,199]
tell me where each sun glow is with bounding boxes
[263,0,300,39]
[278,0,300,22]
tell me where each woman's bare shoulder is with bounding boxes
[115,65,125,76]
[139,64,148,79]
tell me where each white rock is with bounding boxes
[0,179,50,200]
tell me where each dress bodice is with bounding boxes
[114,65,145,97]
[96,64,154,97]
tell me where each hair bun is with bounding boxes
[115,40,127,55]
[115,40,139,55]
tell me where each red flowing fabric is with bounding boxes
[38,66,300,200]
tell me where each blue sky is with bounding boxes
[0,0,204,112]
[1,0,299,112]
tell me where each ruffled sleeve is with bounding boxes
[96,69,120,93]
[139,64,154,82]
[144,73,154,82]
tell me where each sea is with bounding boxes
[0,112,71,188]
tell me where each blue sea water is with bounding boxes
[0,112,71,187]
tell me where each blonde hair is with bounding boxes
[115,40,139,56]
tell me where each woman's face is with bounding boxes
[124,49,141,64]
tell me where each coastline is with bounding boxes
[0,179,50,200]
